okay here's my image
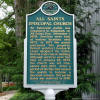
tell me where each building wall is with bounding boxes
[92,0,100,98]
[83,0,100,99]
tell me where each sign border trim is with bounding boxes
[24,1,77,90]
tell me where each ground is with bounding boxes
[0,90,16,100]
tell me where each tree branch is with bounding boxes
[0,11,15,25]
[0,1,4,7]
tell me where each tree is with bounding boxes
[0,0,99,100]
[0,24,9,92]
[0,70,2,92]
[0,24,17,90]
[56,0,99,99]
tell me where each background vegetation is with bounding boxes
[0,0,99,100]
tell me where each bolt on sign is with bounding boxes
[24,1,77,90]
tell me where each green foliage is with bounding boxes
[6,18,15,28]
[56,32,98,100]
[56,0,99,99]
[3,86,18,91]
[0,25,11,49]
[0,0,99,100]
[10,91,44,100]
[0,23,16,92]
[0,24,19,90]
[1,0,13,6]
[0,70,2,92]
[0,12,15,29]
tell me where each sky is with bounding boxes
[0,3,14,33]
[0,3,13,19]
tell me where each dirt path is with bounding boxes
[0,91,16,100]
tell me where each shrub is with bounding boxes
[10,92,44,100]
[3,86,18,91]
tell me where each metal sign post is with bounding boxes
[24,1,77,100]
[39,89,56,100]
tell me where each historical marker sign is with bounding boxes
[24,1,77,90]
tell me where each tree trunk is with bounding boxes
[14,0,44,43]
[14,0,26,45]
